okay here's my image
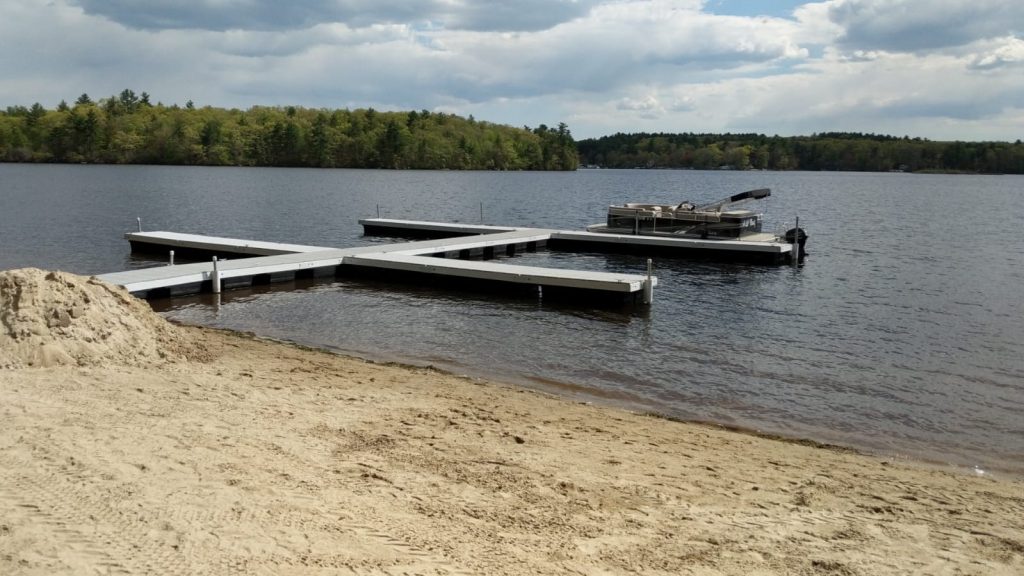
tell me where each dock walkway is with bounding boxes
[96,214,798,305]
[360,218,795,263]
[97,228,656,304]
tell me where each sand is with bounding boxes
[1,269,1022,575]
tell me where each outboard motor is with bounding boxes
[784,227,808,261]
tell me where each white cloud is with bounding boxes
[841,50,884,62]
[969,37,1024,70]
[1,0,1021,141]
[616,95,664,119]
[553,45,1024,140]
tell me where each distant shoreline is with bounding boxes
[1,159,1013,176]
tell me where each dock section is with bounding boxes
[126,231,331,258]
[98,249,352,297]
[360,218,794,264]
[99,228,656,305]
[357,219,516,238]
[371,229,553,259]
[344,253,653,299]
[548,230,792,263]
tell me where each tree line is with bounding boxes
[4,91,1022,174]
[576,132,1024,174]
[0,90,578,170]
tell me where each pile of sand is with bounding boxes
[0,268,206,369]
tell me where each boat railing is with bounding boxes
[610,206,722,223]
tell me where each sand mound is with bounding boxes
[0,268,206,369]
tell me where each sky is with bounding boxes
[1,0,1022,141]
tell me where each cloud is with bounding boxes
[209,23,414,58]
[431,0,600,32]
[69,0,600,32]
[3,0,1023,142]
[840,50,883,62]
[969,36,1024,70]
[559,46,1024,140]
[823,0,1024,53]
[616,95,664,119]
[70,0,438,31]
[424,0,809,100]
[13,0,812,108]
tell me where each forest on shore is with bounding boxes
[576,132,1024,174]
[3,91,1023,174]
[0,90,578,170]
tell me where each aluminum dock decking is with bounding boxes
[359,218,796,263]
[96,211,799,305]
[125,231,330,257]
[98,229,656,304]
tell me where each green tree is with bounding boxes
[377,119,406,168]
[119,89,139,113]
[308,112,332,167]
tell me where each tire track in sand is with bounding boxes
[0,452,201,576]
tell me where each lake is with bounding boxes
[2,163,1022,477]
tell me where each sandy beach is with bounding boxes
[1,268,1022,575]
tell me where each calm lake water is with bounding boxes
[2,164,1022,477]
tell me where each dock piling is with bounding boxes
[169,250,175,266]
[212,256,221,294]
[137,217,142,233]
[792,216,800,267]
[643,258,654,304]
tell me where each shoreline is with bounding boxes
[4,321,1021,574]
[211,325,1020,482]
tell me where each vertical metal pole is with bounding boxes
[136,217,142,232]
[791,216,800,267]
[480,202,484,223]
[376,204,380,218]
[169,250,175,266]
[643,258,654,304]
[212,256,221,294]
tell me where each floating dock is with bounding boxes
[125,231,330,257]
[97,229,656,305]
[98,215,795,305]
[548,230,792,261]
[359,220,517,238]
[359,218,796,264]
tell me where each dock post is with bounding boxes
[137,217,142,232]
[643,258,654,304]
[376,204,380,218]
[791,216,800,266]
[169,250,175,266]
[480,202,484,223]
[212,256,221,294]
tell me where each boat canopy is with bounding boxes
[695,188,771,212]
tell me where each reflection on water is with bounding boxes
[3,164,1023,477]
